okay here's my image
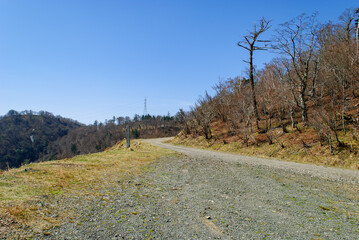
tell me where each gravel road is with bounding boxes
[40,138,359,239]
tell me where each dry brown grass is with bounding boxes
[0,140,176,235]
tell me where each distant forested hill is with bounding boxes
[0,110,182,170]
[0,110,82,169]
[43,114,182,161]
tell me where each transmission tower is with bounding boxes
[143,97,148,116]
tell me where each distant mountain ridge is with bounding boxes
[0,110,83,169]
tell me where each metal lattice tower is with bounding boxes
[143,97,148,116]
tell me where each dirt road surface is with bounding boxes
[44,138,359,239]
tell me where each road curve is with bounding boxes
[144,137,359,184]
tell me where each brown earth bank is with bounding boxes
[171,124,359,170]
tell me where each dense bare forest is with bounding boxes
[180,8,359,163]
[0,111,182,170]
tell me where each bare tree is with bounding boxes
[212,77,243,134]
[339,8,358,44]
[311,91,344,154]
[273,13,320,123]
[257,62,287,132]
[191,92,215,140]
[339,8,359,98]
[238,17,271,129]
[231,83,256,146]
[212,81,231,124]
[268,58,299,130]
[317,8,359,134]
[177,109,191,134]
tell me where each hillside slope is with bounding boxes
[176,94,359,169]
[0,110,82,169]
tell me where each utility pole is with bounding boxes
[126,126,130,148]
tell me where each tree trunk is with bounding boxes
[299,92,308,123]
[290,107,295,129]
[249,49,260,129]
[328,134,333,155]
[279,117,288,133]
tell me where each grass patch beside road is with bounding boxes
[0,140,176,235]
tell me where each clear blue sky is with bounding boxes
[0,0,357,124]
